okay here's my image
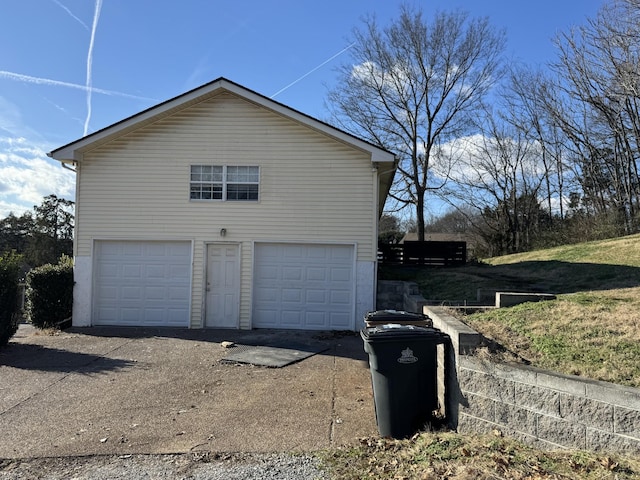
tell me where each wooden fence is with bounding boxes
[378,241,467,266]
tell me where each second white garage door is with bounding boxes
[93,240,192,327]
[252,243,355,330]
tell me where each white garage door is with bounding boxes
[253,243,354,330]
[94,241,191,326]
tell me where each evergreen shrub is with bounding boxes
[26,255,74,329]
[0,252,22,346]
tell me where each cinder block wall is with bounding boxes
[377,280,428,312]
[424,305,640,454]
[376,280,405,310]
[457,355,640,453]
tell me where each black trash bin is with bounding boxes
[364,309,433,328]
[361,323,449,439]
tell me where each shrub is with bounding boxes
[0,252,22,346]
[26,255,74,329]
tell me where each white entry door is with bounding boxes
[205,244,240,328]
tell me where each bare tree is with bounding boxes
[503,66,571,221]
[442,105,549,254]
[549,0,640,233]
[328,5,505,240]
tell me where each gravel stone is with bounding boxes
[0,452,330,480]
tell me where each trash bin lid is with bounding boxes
[365,310,431,323]
[361,323,446,342]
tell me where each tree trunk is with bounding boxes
[416,188,426,241]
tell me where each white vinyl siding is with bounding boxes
[74,92,377,328]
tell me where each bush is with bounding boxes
[26,255,74,329]
[0,252,22,346]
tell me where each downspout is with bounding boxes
[372,162,380,314]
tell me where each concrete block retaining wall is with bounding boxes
[376,281,640,454]
[426,304,640,454]
[376,280,406,310]
[453,353,640,453]
[377,280,428,313]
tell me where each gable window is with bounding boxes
[190,165,259,201]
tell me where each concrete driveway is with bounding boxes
[0,325,377,459]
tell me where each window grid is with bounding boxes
[190,165,259,201]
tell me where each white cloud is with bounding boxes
[0,136,75,217]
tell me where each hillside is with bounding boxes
[381,233,640,387]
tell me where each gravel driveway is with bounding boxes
[1,452,330,479]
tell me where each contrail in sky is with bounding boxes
[271,42,355,99]
[51,0,89,31]
[84,0,103,136]
[0,71,157,101]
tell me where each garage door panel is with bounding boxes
[169,286,189,300]
[330,248,352,261]
[145,286,164,300]
[123,243,143,256]
[146,243,166,255]
[254,309,277,326]
[307,246,326,259]
[282,310,303,327]
[97,306,116,321]
[120,264,139,278]
[259,266,279,281]
[120,308,142,322]
[331,267,351,281]
[122,286,141,300]
[307,267,326,281]
[330,290,351,304]
[305,311,326,327]
[167,309,188,325]
[94,241,191,327]
[306,289,327,304]
[282,288,302,302]
[253,243,354,330]
[283,266,303,281]
[143,308,165,321]
[144,265,164,279]
[171,265,190,278]
[283,245,304,259]
[330,312,350,328]
[255,286,278,302]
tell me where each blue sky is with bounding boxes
[0,0,604,218]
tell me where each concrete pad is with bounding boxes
[0,326,377,459]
